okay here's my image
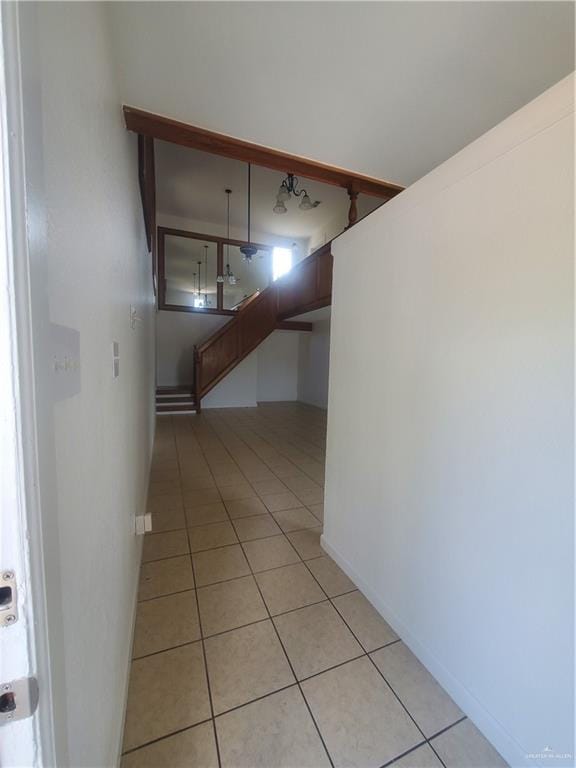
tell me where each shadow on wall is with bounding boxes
[176,346,195,385]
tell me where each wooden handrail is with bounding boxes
[194,242,333,409]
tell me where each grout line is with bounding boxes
[120,717,214,756]
[236,535,336,768]
[377,739,429,768]
[179,454,223,768]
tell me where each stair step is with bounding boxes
[156,395,195,404]
[156,385,193,395]
[156,402,196,413]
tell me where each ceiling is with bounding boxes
[109,2,574,186]
[155,141,378,242]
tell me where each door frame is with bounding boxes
[0,3,62,764]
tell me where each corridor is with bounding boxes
[121,404,507,768]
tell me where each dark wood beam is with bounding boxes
[276,320,313,331]
[124,106,403,200]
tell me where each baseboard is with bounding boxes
[320,534,531,768]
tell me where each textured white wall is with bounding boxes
[258,331,300,402]
[298,316,331,409]
[19,4,155,765]
[108,2,574,184]
[324,75,574,767]
[156,310,229,385]
[157,309,301,406]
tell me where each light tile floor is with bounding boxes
[122,403,508,768]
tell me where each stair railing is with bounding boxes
[193,242,333,411]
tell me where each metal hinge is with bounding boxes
[0,678,39,726]
[0,571,17,627]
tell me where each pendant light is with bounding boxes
[203,245,210,306]
[240,164,258,262]
[221,189,236,285]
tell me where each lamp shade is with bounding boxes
[273,199,288,214]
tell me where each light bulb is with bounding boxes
[277,183,291,202]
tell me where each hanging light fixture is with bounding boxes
[219,189,237,285]
[203,245,211,307]
[273,173,321,214]
[240,164,258,262]
[194,260,205,308]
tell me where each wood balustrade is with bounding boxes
[193,242,332,410]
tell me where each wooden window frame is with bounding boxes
[157,226,273,315]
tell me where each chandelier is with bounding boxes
[273,174,321,214]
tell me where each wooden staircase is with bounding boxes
[193,242,333,412]
[155,386,196,414]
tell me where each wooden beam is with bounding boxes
[124,106,404,200]
[276,320,313,331]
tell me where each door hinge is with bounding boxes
[0,678,39,726]
[0,571,17,627]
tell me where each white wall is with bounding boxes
[108,3,574,185]
[298,312,331,409]
[324,75,574,768]
[156,310,229,385]
[157,310,301,406]
[19,4,155,766]
[258,331,300,402]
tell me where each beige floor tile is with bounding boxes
[132,591,200,658]
[189,521,238,552]
[205,620,295,714]
[272,507,320,533]
[274,601,363,679]
[185,501,229,527]
[333,591,398,652]
[213,471,246,486]
[242,535,300,572]
[283,475,320,493]
[261,491,302,513]
[308,503,324,521]
[225,497,269,519]
[271,464,307,480]
[431,719,508,767]
[301,657,422,768]
[294,487,324,506]
[216,685,331,768]
[150,507,186,533]
[232,514,282,542]
[121,722,218,768]
[242,467,277,482]
[391,744,443,768]
[256,562,326,616]
[251,478,288,496]
[306,556,356,597]
[148,485,179,501]
[147,493,183,515]
[183,488,222,509]
[123,643,210,751]
[193,544,251,586]
[142,530,189,563]
[286,527,324,560]
[198,575,267,636]
[371,643,463,737]
[181,475,217,491]
[218,481,257,501]
[138,556,194,601]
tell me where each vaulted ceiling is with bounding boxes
[109,2,574,186]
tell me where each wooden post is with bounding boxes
[347,187,358,229]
